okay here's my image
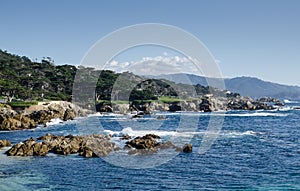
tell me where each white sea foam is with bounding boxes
[225,130,264,137]
[284,99,299,104]
[224,112,288,117]
[277,107,294,111]
[104,127,261,139]
[87,112,103,117]
[157,112,288,117]
[45,118,64,126]
[104,127,177,137]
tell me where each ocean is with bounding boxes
[0,102,299,190]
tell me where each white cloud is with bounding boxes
[110,60,118,66]
[104,54,219,76]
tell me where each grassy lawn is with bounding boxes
[158,96,182,103]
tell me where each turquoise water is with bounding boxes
[0,105,299,190]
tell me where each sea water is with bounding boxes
[0,104,299,190]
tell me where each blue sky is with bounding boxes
[1,0,300,85]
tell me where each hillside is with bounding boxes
[0,49,220,105]
[0,49,281,114]
[149,73,300,99]
[0,49,76,101]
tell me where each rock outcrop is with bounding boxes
[5,132,193,158]
[6,133,118,158]
[115,96,276,113]
[125,134,182,155]
[0,101,90,131]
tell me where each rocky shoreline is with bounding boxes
[1,133,192,158]
[0,101,90,131]
[0,96,282,131]
[102,96,282,114]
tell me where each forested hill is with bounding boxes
[0,49,234,105]
[0,50,179,103]
[0,49,76,101]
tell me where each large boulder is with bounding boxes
[48,103,66,116]
[30,110,54,125]
[126,134,160,150]
[5,138,48,156]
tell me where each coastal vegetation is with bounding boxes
[0,49,218,107]
[0,49,282,115]
[0,49,76,102]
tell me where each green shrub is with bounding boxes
[8,101,38,107]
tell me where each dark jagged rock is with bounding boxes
[120,135,132,140]
[183,144,192,153]
[169,103,181,112]
[258,97,281,103]
[143,134,160,139]
[199,99,213,112]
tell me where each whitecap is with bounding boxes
[225,130,264,137]
[284,99,299,104]
[156,111,287,117]
[105,127,177,137]
[87,112,103,117]
[225,112,288,117]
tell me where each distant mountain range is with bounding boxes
[146,73,300,99]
